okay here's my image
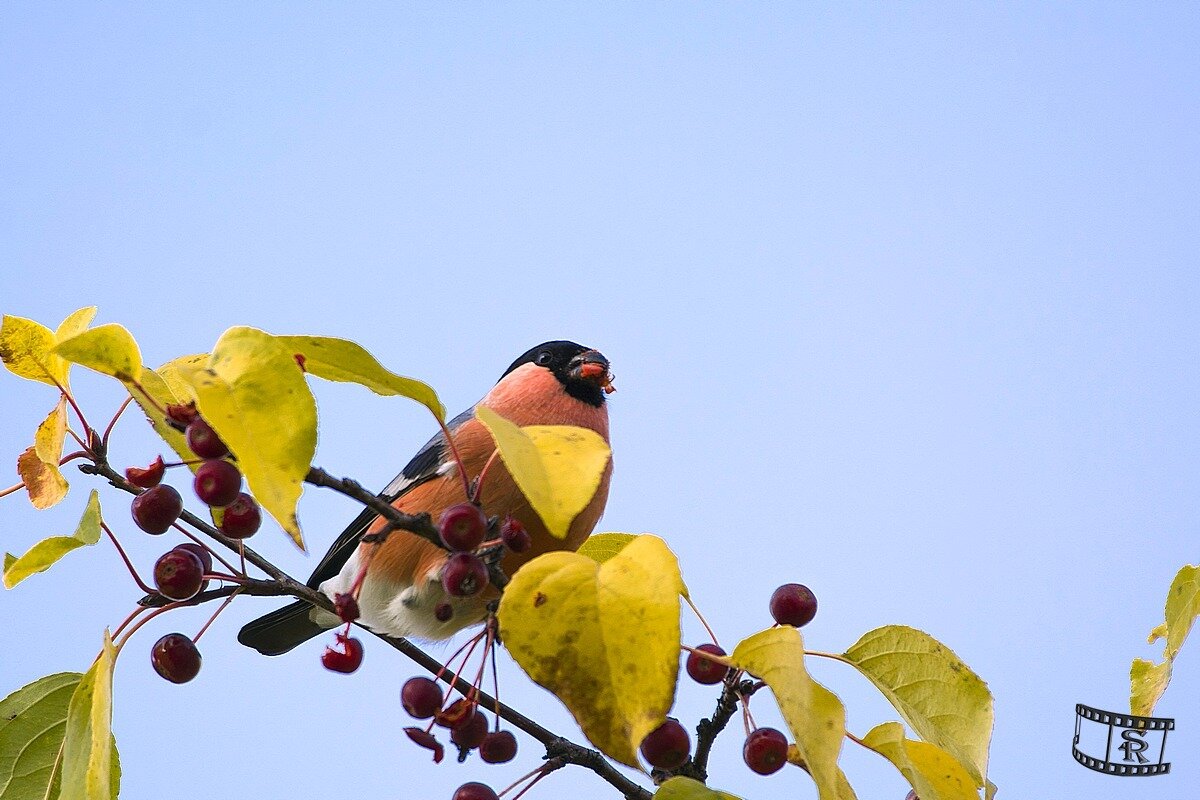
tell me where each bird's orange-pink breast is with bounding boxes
[369,362,612,589]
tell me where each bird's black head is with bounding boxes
[501,340,613,407]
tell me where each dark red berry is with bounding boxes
[151,633,201,683]
[769,583,818,628]
[334,592,360,623]
[479,730,518,764]
[153,549,205,601]
[193,459,242,507]
[404,727,445,763]
[320,633,363,673]
[185,418,228,459]
[165,402,199,429]
[435,698,475,729]
[401,677,444,719]
[125,455,165,488]
[131,484,183,534]
[905,793,919,800]
[438,503,488,552]
[686,643,730,685]
[452,783,499,800]
[219,492,261,538]
[640,718,691,770]
[500,516,531,553]
[743,727,789,775]
[434,602,454,622]
[450,709,488,750]
[172,542,212,592]
[441,552,488,597]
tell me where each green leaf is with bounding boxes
[731,627,856,800]
[1130,564,1199,715]
[15,398,70,510]
[475,406,611,540]
[58,634,118,800]
[577,533,638,564]
[861,722,979,800]
[53,324,142,383]
[4,490,102,589]
[180,327,317,548]
[653,777,743,800]
[274,335,445,422]
[842,626,992,787]
[497,535,683,767]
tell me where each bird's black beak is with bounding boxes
[568,350,615,393]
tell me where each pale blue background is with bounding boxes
[3,4,1198,799]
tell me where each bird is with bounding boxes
[238,340,614,656]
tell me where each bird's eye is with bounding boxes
[535,352,554,366]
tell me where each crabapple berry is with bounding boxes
[450,709,488,750]
[321,634,363,673]
[441,553,488,597]
[479,730,518,764]
[452,783,499,800]
[639,718,690,770]
[219,492,261,539]
[438,503,488,552]
[500,516,531,553]
[686,643,730,685]
[185,418,228,459]
[743,727,788,775]
[401,677,444,719]
[151,633,202,683]
[193,459,242,507]
[769,583,818,628]
[131,484,183,534]
[153,549,205,601]
[125,455,165,488]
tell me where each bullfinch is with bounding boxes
[238,341,613,656]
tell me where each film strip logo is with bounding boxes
[1073,704,1173,776]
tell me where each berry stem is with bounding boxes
[193,589,240,643]
[507,760,563,800]
[0,482,23,500]
[489,618,503,730]
[101,522,157,595]
[804,649,855,666]
[100,396,132,449]
[435,414,473,501]
[111,604,151,640]
[680,643,734,666]
[128,379,167,416]
[471,447,502,504]
[66,427,89,451]
[177,529,240,575]
[684,594,721,649]
[467,619,497,705]
[114,600,186,653]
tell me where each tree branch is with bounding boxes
[672,676,763,783]
[304,466,442,547]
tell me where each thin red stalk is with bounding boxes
[509,762,560,800]
[66,428,88,450]
[58,450,89,465]
[497,763,547,798]
[684,594,721,648]
[490,622,502,729]
[115,601,185,652]
[0,483,23,499]
[129,379,167,416]
[101,522,157,595]
[178,528,239,574]
[101,396,133,448]
[435,414,472,500]
[471,447,502,503]
[680,643,733,666]
[112,605,151,640]
[53,384,92,440]
[193,591,239,643]
[467,621,496,704]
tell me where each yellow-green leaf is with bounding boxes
[731,627,856,800]
[155,353,207,403]
[1129,564,1199,715]
[55,307,97,345]
[274,335,445,422]
[4,490,102,588]
[181,327,316,548]
[497,534,683,767]
[577,532,638,563]
[842,626,992,787]
[59,634,117,800]
[861,722,979,800]
[476,406,611,540]
[54,324,142,383]
[0,672,119,800]
[0,315,60,386]
[654,777,743,800]
[16,397,70,509]
[123,367,193,464]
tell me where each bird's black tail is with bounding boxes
[237,601,331,656]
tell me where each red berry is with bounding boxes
[321,633,363,673]
[441,552,488,597]
[452,783,499,800]
[219,492,261,538]
[438,503,488,552]
[743,727,788,775]
[172,542,212,592]
[404,727,445,763]
[151,633,201,683]
[450,709,488,750]
[769,583,818,628]
[434,602,454,622]
[125,455,165,488]
[435,697,475,729]
[401,677,444,719]
[165,402,199,429]
[185,418,229,459]
[640,718,691,770]
[500,516,531,553]
[334,592,360,623]
[153,549,205,601]
[905,793,919,800]
[686,643,730,685]
[131,484,183,534]
[479,730,518,764]
[193,459,242,507]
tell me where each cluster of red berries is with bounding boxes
[146,542,216,683]
[401,676,518,770]
[435,504,530,607]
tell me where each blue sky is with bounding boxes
[2,4,1198,799]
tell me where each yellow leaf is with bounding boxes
[4,490,102,588]
[16,398,70,509]
[654,776,743,800]
[1129,564,1199,715]
[497,534,683,766]
[730,627,856,800]
[274,335,446,422]
[59,633,117,800]
[54,305,99,386]
[0,315,60,386]
[861,722,979,800]
[842,626,992,787]
[181,327,316,548]
[577,532,638,563]
[476,406,611,540]
[123,367,193,464]
[155,353,207,402]
[54,324,142,383]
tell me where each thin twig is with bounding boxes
[304,466,443,548]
